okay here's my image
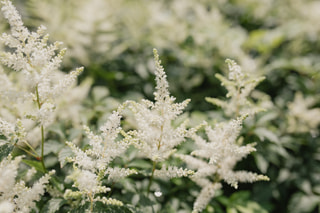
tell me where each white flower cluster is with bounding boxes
[178,117,269,213]
[0,1,271,212]
[287,92,320,136]
[206,59,265,117]
[0,0,85,148]
[126,49,195,163]
[154,165,194,180]
[65,110,136,204]
[0,155,54,213]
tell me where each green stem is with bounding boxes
[88,193,94,213]
[22,140,38,156]
[40,125,46,172]
[14,144,38,158]
[147,161,156,195]
[35,85,47,173]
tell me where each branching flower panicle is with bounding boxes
[65,110,136,207]
[0,155,54,213]
[287,92,320,136]
[127,49,195,163]
[206,59,265,117]
[0,0,83,126]
[0,0,83,171]
[178,117,269,213]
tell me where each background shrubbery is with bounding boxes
[1,0,320,212]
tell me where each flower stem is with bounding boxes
[35,85,47,173]
[40,124,46,172]
[147,161,156,195]
[14,144,38,158]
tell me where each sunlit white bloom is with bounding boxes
[95,197,123,206]
[227,58,244,81]
[0,0,84,151]
[0,155,54,213]
[206,59,265,117]
[0,200,14,213]
[25,167,37,182]
[65,110,134,205]
[105,167,137,182]
[0,118,15,140]
[179,118,269,212]
[127,49,195,163]
[154,165,194,179]
[71,169,109,194]
[192,183,222,213]
[0,155,21,194]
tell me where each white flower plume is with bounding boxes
[0,0,83,129]
[65,110,136,204]
[179,117,269,212]
[127,49,195,163]
[206,59,265,117]
[0,155,54,213]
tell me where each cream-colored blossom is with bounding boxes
[287,92,320,136]
[0,155,54,213]
[105,167,137,182]
[0,0,85,152]
[192,183,222,213]
[127,49,195,163]
[153,165,194,179]
[0,201,14,213]
[206,59,265,117]
[65,110,134,205]
[179,118,269,212]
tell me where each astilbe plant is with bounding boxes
[64,109,137,211]
[287,92,320,136]
[0,0,269,212]
[0,0,82,170]
[125,49,196,187]
[206,59,265,117]
[177,117,269,213]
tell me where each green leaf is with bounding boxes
[256,112,278,126]
[0,143,14,161]
[138,194,156,206]
[41,198,66,213]
[43,140,64,155]
[288,193,320,213]
[127,159,152,169]
[47,124,65,140]
[254,127,279,143]
[22,159,45,173]
[58,146,73,167]
[255,154,269,173]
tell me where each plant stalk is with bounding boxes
[35,85,47,173]
[147,161,157,195]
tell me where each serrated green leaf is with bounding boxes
[0,143,14,161]
[22,159,45,173]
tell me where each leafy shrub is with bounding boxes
[1,0,320,213]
